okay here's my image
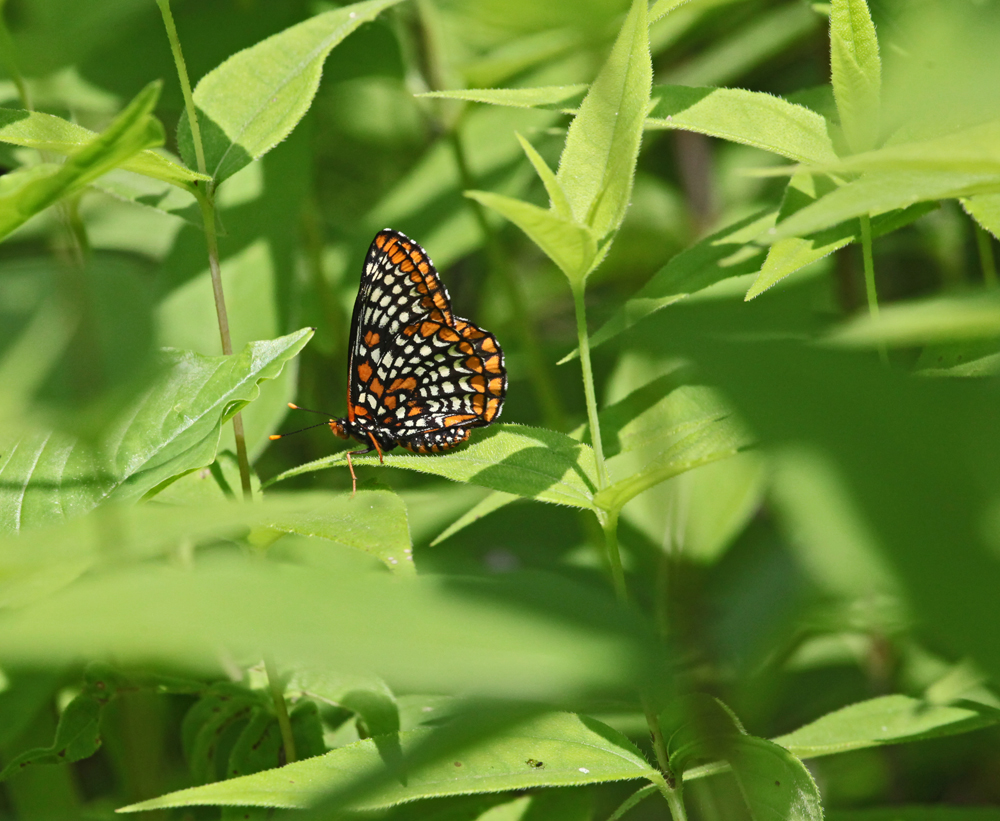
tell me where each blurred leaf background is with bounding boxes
[2,0,1000,819]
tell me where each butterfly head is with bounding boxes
[329,418,351,440]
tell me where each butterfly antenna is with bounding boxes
[269,421,329,441]
[287,402,337,418]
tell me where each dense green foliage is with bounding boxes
[1,0,1000,818]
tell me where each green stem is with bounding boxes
[572,284,608,488]
[0,7,31,110]
[975,224,998,288]
[159,0,253,501]
[602,509,627,601]
[155,0,206,178]
[264,658,297,765]
[448,122,567,431]
[661,779,688,821]
[859,215,887,366]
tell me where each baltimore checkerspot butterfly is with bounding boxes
[272,229,507,491]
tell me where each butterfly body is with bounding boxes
[329,229,506,461]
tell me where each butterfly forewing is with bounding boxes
[346,229,506,453]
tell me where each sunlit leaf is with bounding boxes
[417,85,587,110]
[646,85,836,164]
[177,0,405,183]
[830,0,881,153]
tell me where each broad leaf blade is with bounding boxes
[266,424,597,510]
[0,107,205,187]
[178,0,404,183]
[729,736,823,821]
[646,85,836,164]
[0,561,656,701]
[773,695,998,758]
[0,329,312,533]
[120,713,656,813]
[556,0,651,239]
[0,82,164,241]
[830,0,881,153]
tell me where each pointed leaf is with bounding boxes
[266,424,597,510]
[830,0,881,153]
[773,695,998,758]
[556,0,651,238]
[178,0,404,183]
[119,713,656,813]
[728,737,823,821]
[466,190,597,282]
[646,85,836,164]
[0,329,312,533]
[963,194,1000,241]
[0,82,164,241]
[579,209,776,357]
[0,108,207,187]
[770,171,999,241]
[517,133,571,219]
[417,85,588,110]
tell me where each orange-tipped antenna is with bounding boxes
[269,421,329,440]
[287,402,336,417]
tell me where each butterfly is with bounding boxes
[272,229,506,492]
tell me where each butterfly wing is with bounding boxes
[346,229,506,451]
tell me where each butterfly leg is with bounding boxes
[346,435,384,496]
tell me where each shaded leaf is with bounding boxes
[0,106,206,187]
[0,82,164,241]
[0,329,312,533]
[120,713,657,813]
[417,85,587,110]
[266,425,598,511]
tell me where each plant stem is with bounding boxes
[661,779,689,821]
[264,658,297,765]
[159,0,253,500]
[155,0,206,178]
[448,126,567,431]
[975,224,998,288]
[859,215,887,366]
[602,510,627,601]
[572,284,608,488]
[0,8,31,110]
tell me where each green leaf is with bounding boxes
[606,784,658,821]
[417,85,587,110]
[0,664,130,781]
[267,424,598,511]
[728,736,823,821]
[770,171,998,241]
[579,209,776,358]
[772,695,999,758]
[0,81,164,241]
[747,173,936,298]
[254,490,414,574]
[826,809,1000,821]
[288,671,399,738]
[963,193,1000,241]
[119,713,656,813]
[183,683,265,784]
[0,560,654,701]
[827,291,1000,348]
[646,86,836,164]
[0,490,410,608]
[556,0,651,239]
[177,0,405,183]
[516,133,571,219]
[830,0,881,153]
[0,329,312,533]
[0,107,207,187]
[466,190,597,282]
